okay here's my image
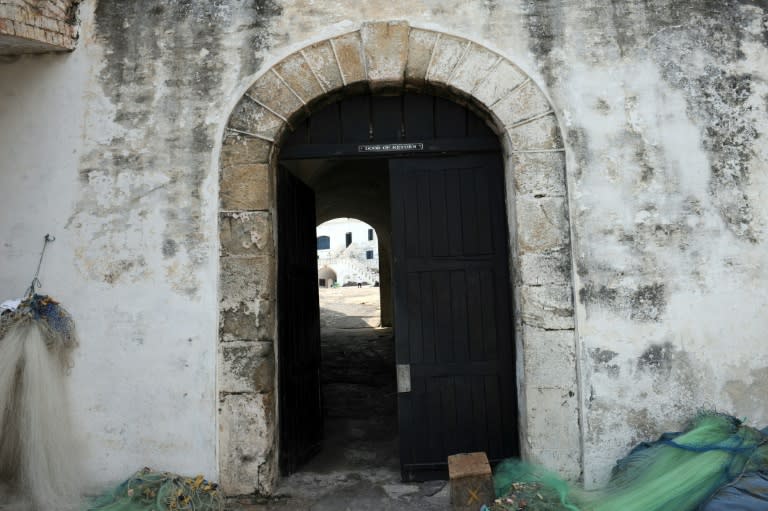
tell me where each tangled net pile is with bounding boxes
[87,468,224,511]
[486,412,768,511]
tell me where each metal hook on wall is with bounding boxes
[26,234,56,298]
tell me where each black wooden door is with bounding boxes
[390,155,519,481]
[277,166,323,475]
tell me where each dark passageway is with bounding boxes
[272,92,517,507]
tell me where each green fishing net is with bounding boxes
[486,412,768,511]
[87,468,224,511]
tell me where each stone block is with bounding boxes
[426,34,468,85]
[274,52,325,105]
[227,96,285,142]
[219,299,274,342]
[361,20,409,89]
[220,133,272,167]
[518,249,572,286]
[473,60,527,108]
[448,452,494,511]
[495,80,553,128]
[219,256,274,309]
[331,31,366,85]
[219,341,274,393]
[529,448,582,482]
[516,196,570,253]
[521,284,574,330]
[219,163,270,211]
[405,28,439,84]
[508,151,567,198]
[301,40,344,93]
[522,326,577,387]
[449,44,500,96]
[505,114,563,151]
[524,387,580,479]
[220,211,273,257]
[246,70,303,121]
[218,392,275,495]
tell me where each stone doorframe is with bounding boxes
[217,20,580,496]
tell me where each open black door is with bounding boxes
[390,154,519,481]
[277,166,323,475]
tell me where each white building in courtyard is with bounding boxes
[316,218,379,286]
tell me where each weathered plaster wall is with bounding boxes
[0,0,766,495]
[0,0,284,490]
[530,0,768,486]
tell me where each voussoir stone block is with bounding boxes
[220,163,270,211]
[361,20,409,89]
[508,151,567,198]
[228,96,286,141]
[219,392,276,495]
[516,196,570,253]
[331,31,366,85]
[426,34,468,84]
[495,80,552,128]
[505,113,563,151]
[473,59,527,108]
[246,70,303,120]
[220,211,273,257]
[406,28,439,84]
[220,133,271,167]
[274,52,325,105]
[449,44,500,96]
[301,40,344,93]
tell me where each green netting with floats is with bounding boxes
[486,412,768,511]
[86,468,224,511]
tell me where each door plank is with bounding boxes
[277,167,323,476]
[391,154,519,481]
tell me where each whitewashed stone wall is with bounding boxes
[0,0,765,497]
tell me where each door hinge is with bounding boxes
[397,364,411,393]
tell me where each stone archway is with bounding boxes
[218,21,578,496]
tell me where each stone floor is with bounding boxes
[227,286,451,511]
[227,415,450,510]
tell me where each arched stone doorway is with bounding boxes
[218,21,578,495]
[317,266,337,287]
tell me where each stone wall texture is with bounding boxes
[0,0,766,498]
[0,0,78,53]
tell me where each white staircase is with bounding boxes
[320,256,379,285]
